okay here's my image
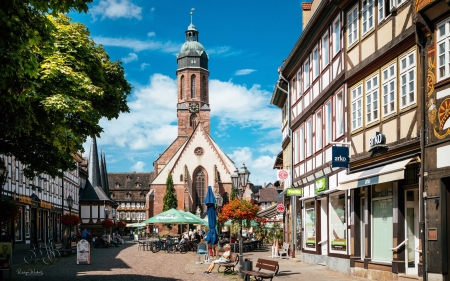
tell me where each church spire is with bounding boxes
[88,137,102,188]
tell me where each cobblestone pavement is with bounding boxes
[7,240,367,281]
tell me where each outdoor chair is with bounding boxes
[196,242,208,264]
[278,242,289,258]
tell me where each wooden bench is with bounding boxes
[217,253,239,274]
[241,258,279,281]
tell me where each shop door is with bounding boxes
[319,198,328,256]
[405,190,419,275]
[30,208,37,245]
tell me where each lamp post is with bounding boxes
[231,163,251,279]
[65,195,74,251]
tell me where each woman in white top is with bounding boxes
[204,244,231,274]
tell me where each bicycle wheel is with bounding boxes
[42,251,54,265]
[24,250,36,264]
[179,244,188,254]
[151,243,161,253]
[167,244,176,253]
[35,249,43,261]
[52,249,61,263]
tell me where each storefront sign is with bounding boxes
[286,188,303,196]
[369,132,386,147]
[331,146,349,168]
[40,201,52,209]
[315,177,328,194]
[276,169,289,181]
[276,204,285,213]
[18,195,32,205]
[357,176,379,187]
[306,238,316,248]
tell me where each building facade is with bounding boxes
[272,0,349,272]
[107,171,154,225]
[1,154,82,250]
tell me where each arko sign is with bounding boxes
[332,146,349,168]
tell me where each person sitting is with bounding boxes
[203,244,231,274]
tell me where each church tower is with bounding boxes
[176,11,210,137]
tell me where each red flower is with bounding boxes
[218,198,259,224]
[117,221,126,228]
[61,213,81,226]
[0,199,20,222]
[101,219,114,228]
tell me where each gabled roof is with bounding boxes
[259,187,278,203]
[80,180,110,201]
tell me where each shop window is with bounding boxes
[304,201,316,249]
[404,163,419,185]
[329,193,346,253]
[371,183,393,262]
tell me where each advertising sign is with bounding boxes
[331,146,349,168]
[315,177,328,195]
[0,243,12,271]
[276,169,289,181]
[286,188,303,196]
[276,204,285,213]
[77,239,90,264]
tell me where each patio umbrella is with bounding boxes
[203,186,218,246]
[178,210,208,226]
[130,222,147,228]
[142,208,194,224]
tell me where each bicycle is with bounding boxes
[150,237,174,253]
[41,243,56,265]
[24,244,43,264]
[47,240,61,263]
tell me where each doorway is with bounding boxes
[319,198,328,256]
[405,189,419,275]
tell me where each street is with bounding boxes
[5,240,366,281]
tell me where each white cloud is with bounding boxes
[147,31,156,37]
[130,161,146,172]
[209,79,280,129]
[121,53,138,64]
[93,36,180,53]
[90,0,142,21]
[140,63,150,70]
[228,147,276,187]
[235,69,256,76]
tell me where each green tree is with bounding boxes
[0,8,131,178]
[163,173,178,211]
[230,182,237,201]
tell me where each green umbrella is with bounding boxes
[178,210,208,226]
[224,219,259,227]
[142,208,200,224]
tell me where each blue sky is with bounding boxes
[71,0,304,186]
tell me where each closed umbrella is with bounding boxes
[203,186,218,247]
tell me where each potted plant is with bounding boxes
[60,213,81,226]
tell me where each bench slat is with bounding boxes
[256,262,277,272]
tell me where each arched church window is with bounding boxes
[190,114,197,127]
[180,75,185,100]
[191,75,196,98]
[180,174,183,182]
[194,169,206,214]
[201,76,207,101]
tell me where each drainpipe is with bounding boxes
[415,19,428,281]
[277,71,295,257]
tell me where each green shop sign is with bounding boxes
[286,188,302,196]
[315,177,328,194]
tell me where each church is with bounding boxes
[145,15,237,224]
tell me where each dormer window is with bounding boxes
[115,182,121,188]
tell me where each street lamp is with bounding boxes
[66,195,74,215]
[232,163,251,279]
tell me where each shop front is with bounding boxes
[339,156,421,279]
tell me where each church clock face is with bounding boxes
[189,102,199,113]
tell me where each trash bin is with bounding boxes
[242,258,253,281]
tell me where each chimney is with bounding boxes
[302,1,313,30]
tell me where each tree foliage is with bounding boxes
[163,173,178,212]
[0,1,131,178]
[229,182,237,201]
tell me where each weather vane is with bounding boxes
[190,8,194,24]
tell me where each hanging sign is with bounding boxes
[331,146,349,168]
[276,204,285,213]
[315,177,328,195]
[286,188,303,196]
[276,169,289,181]
[369,132,386,147]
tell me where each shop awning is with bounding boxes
[337,157,419,190]
[256,204,279,219]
